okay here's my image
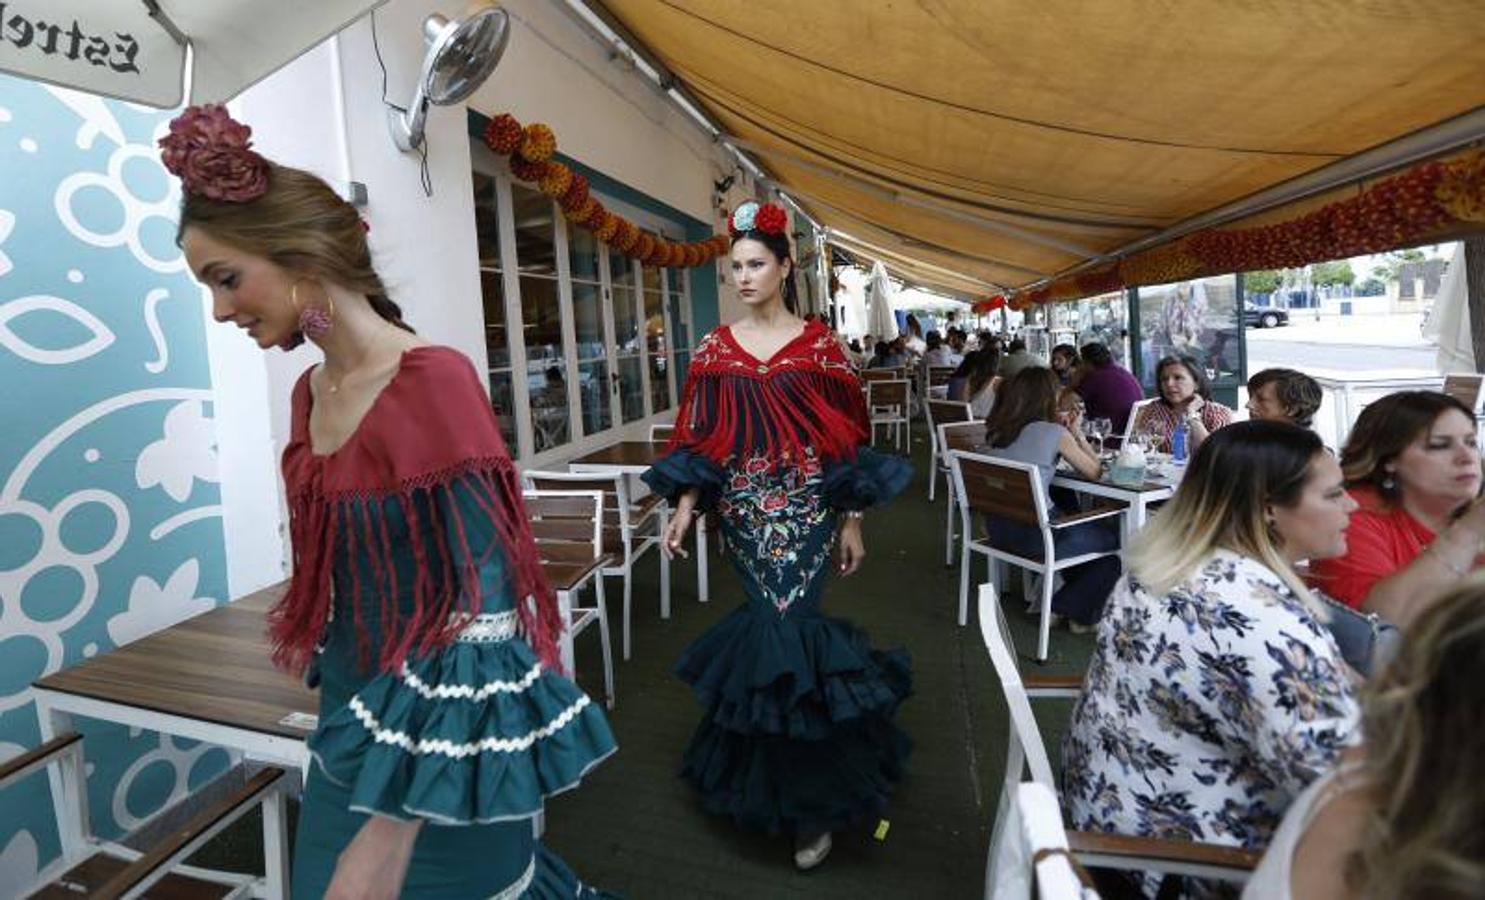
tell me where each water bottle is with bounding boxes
[1171,417,1188,463]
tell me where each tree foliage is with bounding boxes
[1244,269,1283,293]
[1311,260,1355,287]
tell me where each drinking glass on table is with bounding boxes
[1091,418,1113,455]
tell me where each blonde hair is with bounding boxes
[176,162,413,332]
[1350,580,1485,898]
[1126,420,1327,614]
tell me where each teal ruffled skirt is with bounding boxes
[293,606,617,897]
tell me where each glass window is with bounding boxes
[473,173,517,451]
[572,280,610,435]
[568,220,602,285]
[643,268,670,413]
[610,256,645,423]
[511,184,571,453]
[1136,275,1240,390]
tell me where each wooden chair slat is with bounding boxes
[529,520,598,542]
[928,399,973,424]
[523,495,603,517]
[958,455,1042,527]
[942,422,986,453]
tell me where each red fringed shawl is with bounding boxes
[276,346,561,676]
[670,320,870,468]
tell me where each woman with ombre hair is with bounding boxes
[1062,421,1360,896]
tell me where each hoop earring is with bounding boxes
[290,282,335,341]
[1382,473,1396,491]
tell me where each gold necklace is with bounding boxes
[323,330,397,394]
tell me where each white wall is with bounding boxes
[210,0,727,593]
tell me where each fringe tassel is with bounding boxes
[270,457,564,678]
[670,367,871,470]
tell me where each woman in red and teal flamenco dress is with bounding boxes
[165,103,617,898]
[643,201,914,871]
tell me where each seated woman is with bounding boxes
[1063,421,1360,894]
[1242,579,1485,900]
[981,367,1119,630]
[946,347,1001,418]
[1307,391,1485,629]
[1131,354,1234,452]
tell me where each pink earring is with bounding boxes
[291,283,334,340]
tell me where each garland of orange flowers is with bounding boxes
[481,113,730,268]
[1006,148,1485,307]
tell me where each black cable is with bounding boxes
[371,10,433,197]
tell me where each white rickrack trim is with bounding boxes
[487,855,536,900]
[348,694,593,757]
[455,610,519,643]
[399,661,543,701]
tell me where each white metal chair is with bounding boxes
[868,378,911,450]
[989,781,1101,900]
[2,732,290,899]
[948,451,1123,656]
[1120,397,1158,444]
[976,584,1260,895]
[646,420,720,576]
[647,423,676,441]
[927,399,975,501]
[523,470,668,661]
[939,420,986,567]
[524,489,615,709]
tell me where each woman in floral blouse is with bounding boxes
[1062,421,1361,895]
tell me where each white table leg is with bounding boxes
[35,698,88,861]
[262,784,290,899]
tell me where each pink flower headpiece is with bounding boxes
[159,104,270,202]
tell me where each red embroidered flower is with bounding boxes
[762,492,788,512]
[745,457,770,475]
[158,104,268,202]
[753,203,788,235]
[801,458,822,477]
[730,475,750,490]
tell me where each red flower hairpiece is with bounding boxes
[727,201,789,238]
[158,104,269,202]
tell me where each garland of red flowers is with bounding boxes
[1005,148,1485,307]
[482,113,729,268]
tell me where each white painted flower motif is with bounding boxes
[135,401,218,501]
[0,827,39,893]
[108,559,217,648]
[0,295,115,364]
[0,209,12,277]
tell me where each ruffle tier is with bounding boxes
[309,636,617,826]
[522,844,622,900]
[640,447,726,512]
[822,446,914,511]
[675,606,913,835]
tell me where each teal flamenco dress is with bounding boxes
[642,321,914,838]
[278,346,617,898]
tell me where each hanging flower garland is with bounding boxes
[1005,147,1485,308]
[481,112,728,268]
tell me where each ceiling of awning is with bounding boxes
[595,0,1485,295]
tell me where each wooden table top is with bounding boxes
[568,440,667,468]
[34,582,318,740]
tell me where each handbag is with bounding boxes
[1316,590,1401,678]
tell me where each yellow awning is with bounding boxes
[597,1,1485,294]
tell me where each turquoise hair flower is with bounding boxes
[730,201,759,234]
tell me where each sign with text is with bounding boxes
[0,2,184,107]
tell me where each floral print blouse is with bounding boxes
[1062,549,1359,856]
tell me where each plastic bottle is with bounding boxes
[1171,417,1189,463]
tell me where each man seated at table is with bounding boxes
[1246,367,1322,430]
[1075,341,1143,436]
[996,338,1044,380]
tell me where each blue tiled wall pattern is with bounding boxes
[0,75,230,891]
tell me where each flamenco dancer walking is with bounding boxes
[165,105,616,898]
[643,201,913,870]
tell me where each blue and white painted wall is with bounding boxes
[0,75,237,890]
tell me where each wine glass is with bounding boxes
[1082,419,1102,456]
[1092,418,1113,455]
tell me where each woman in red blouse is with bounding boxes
[1308,391,1485,628]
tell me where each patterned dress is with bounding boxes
[279,346,617,898]
[1062,550,1359,892]
[643,320,914,837]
